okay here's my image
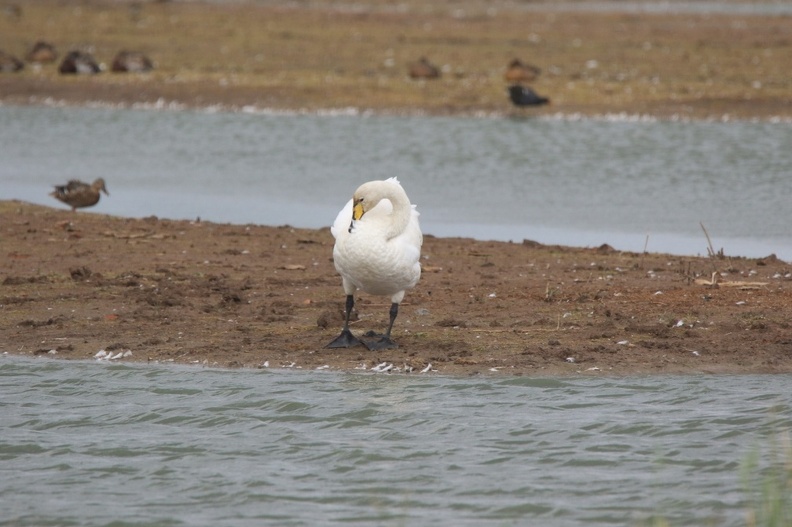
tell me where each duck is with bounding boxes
[504,58,541,83]
[58,50,100,74]
[50,178,109,211]
[508,84,550,107]
[408,57,441,79]
[111,50,153,73]
[327,177,423,351]
[0,50,23,72]
[26,41,58,63]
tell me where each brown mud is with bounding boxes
[2,202,791,376]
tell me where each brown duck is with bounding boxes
[111,50,153,73]
[50,178,109,211]
[408,57,441,79]
[504,58,541,83]
[26,41,58,63]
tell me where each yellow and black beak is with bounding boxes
[348,199,365,233]
[353,201,365,221]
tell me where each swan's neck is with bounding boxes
[378,191,410,240]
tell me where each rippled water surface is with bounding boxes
[2,105,791,260]
[1,356,790,526]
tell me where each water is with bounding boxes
[2,105,791,260]
[1,356,790,526]
[513,1,792,16]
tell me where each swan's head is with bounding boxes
[346,179,408,234]
[352,182,380,220]
[347,180,391,232]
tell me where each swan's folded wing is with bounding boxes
[331,198,354,240]
[405,205,423,249]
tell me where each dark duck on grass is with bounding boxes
[508,84,550,107]
[0,50,23,72]
[58,51,100,74]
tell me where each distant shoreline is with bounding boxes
[3,94,792,125]
[1,1,790,121]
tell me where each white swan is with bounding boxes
[327,177,422,350]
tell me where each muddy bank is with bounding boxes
[2,201,791,376]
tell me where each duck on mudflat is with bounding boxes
[50,178,109,211]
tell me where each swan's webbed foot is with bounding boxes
[326,329,364,349]
[327,295,364,348]
[364,336,398,351]
[361,303,401,350]
[362,331,398,350]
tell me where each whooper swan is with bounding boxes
[327,178,422,351]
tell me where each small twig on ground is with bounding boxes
[700,221,715,257]
[640,234,649,269]
[699,221,724,260]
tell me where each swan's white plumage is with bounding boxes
[331,177,422,304]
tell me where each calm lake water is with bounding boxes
[1,356,790,526]
[2,104,791,260]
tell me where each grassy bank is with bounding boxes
[0,0,790,118]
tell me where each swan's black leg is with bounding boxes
[326,295,364,348]
[364,302,400,350]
